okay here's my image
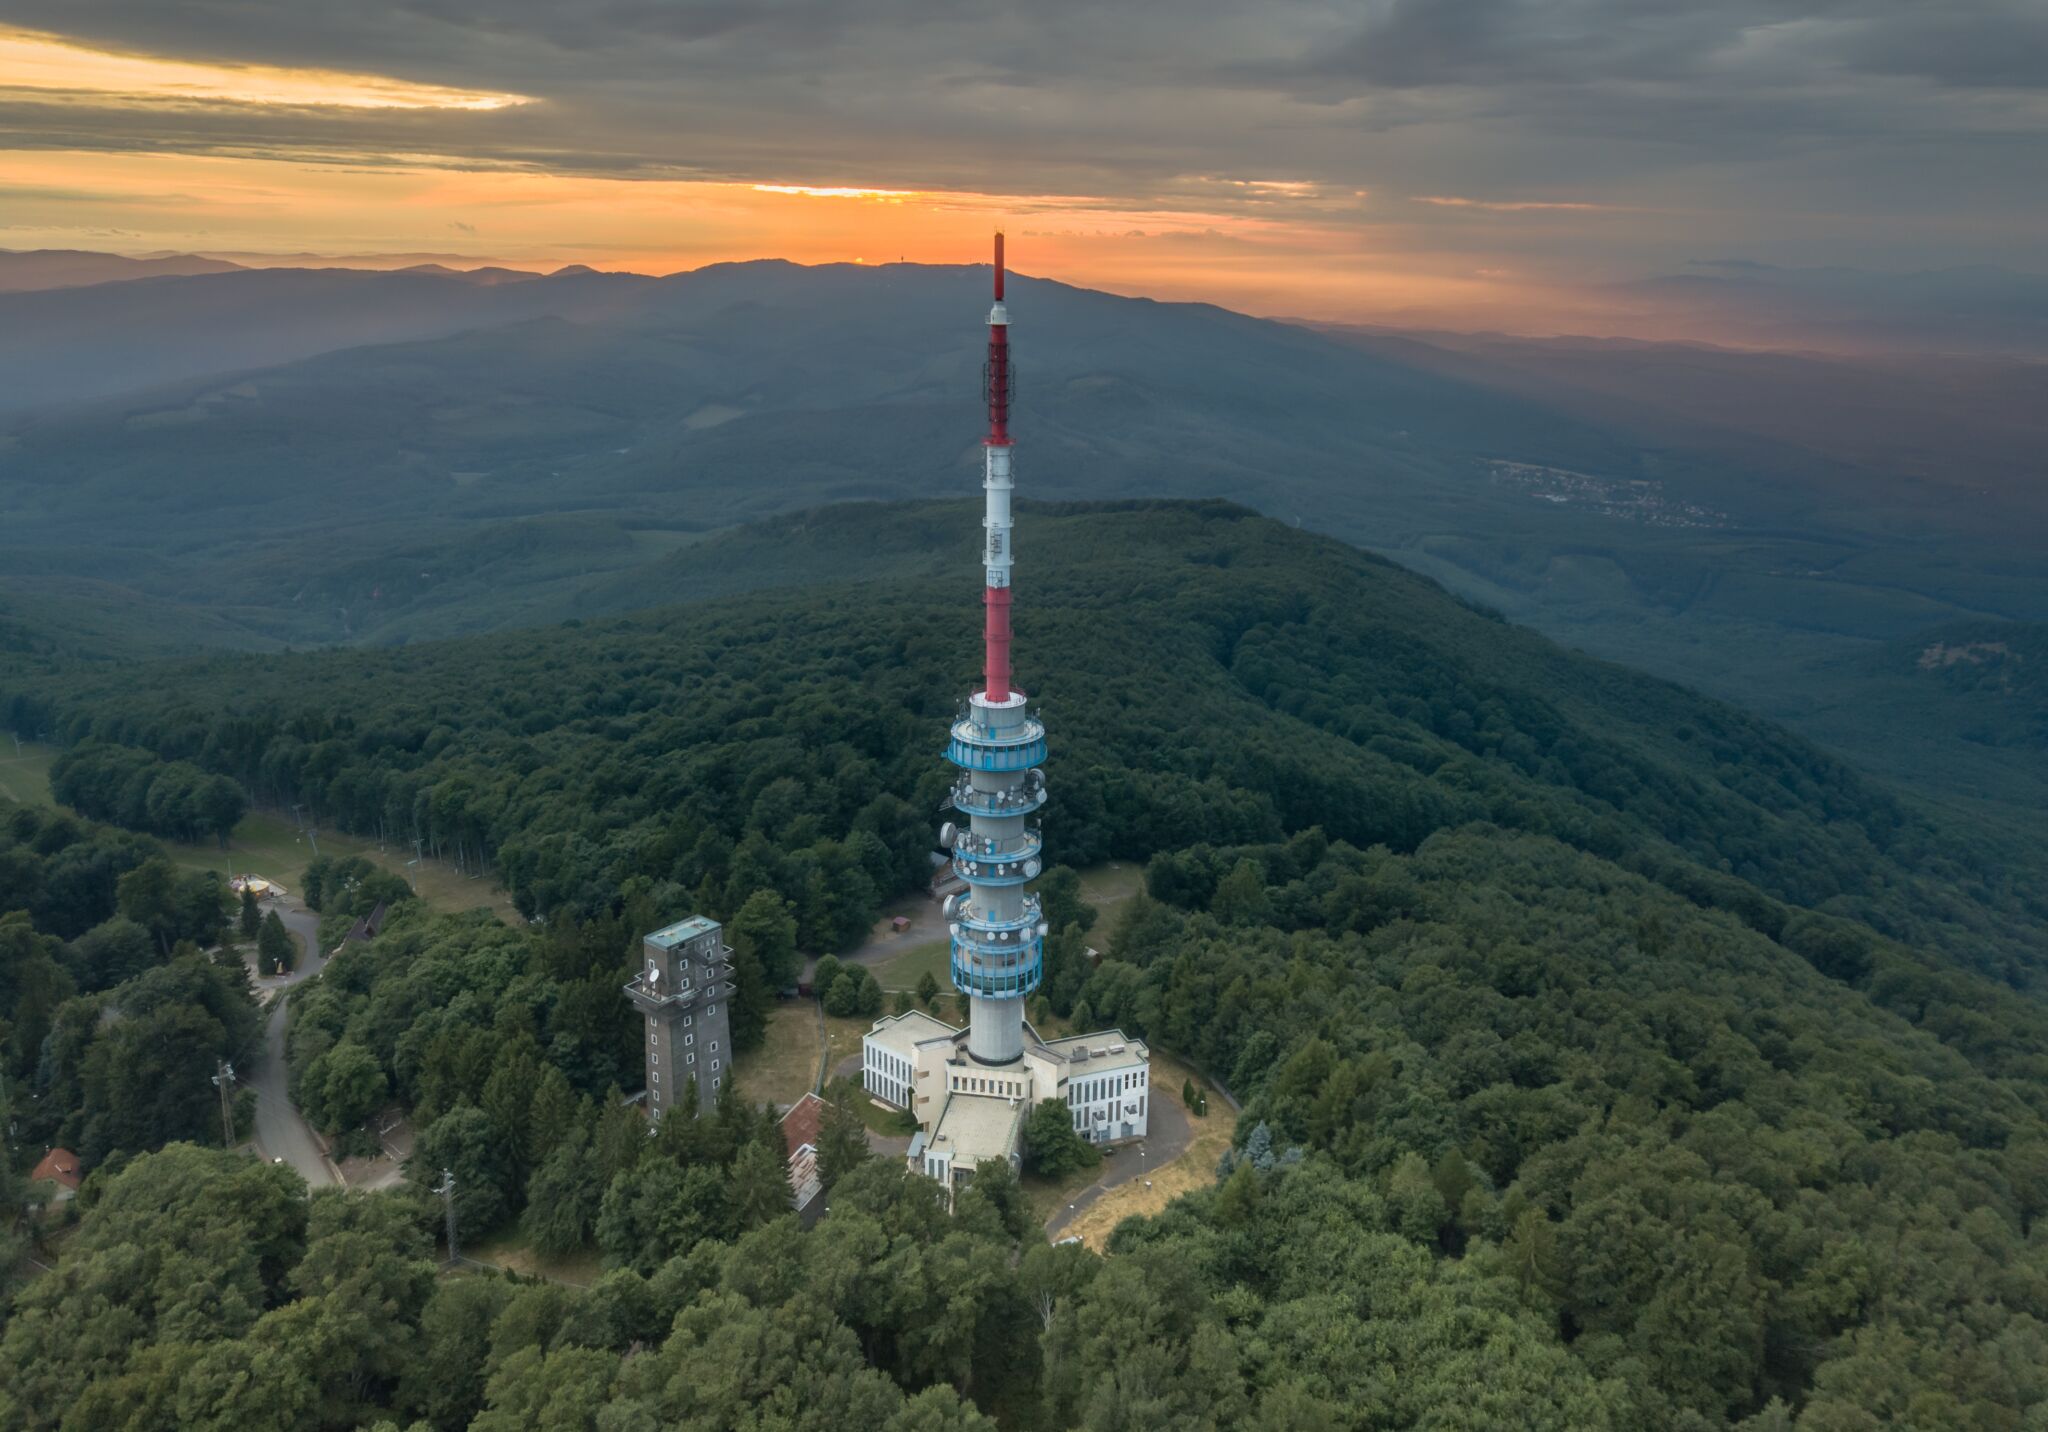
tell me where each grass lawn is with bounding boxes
[821,1011,876,1081]
[874,938,953,992]
[0,740,518,921]
[733,1001,824,1108]
[0,746,57,807]
[853,1099,919,1138]
[463,1228,604,1288]
[1073,861,1143,909]
[1025,1161,1104,1226]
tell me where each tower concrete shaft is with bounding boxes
[946,233,1045,1065]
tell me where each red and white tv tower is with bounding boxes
[982,232,1014,701]
[943,233,1048,1066]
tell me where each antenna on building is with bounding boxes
[211,1059,236,1148]
[437,1167,458,1264]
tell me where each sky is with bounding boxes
[1,1,2044,329]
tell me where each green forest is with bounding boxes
[2,500,2046,1427]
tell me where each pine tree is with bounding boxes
[816,1084,871,1191]
[239,887,261,940]
[526,1066,580,1166]
[257,908,293,975]
[729,1140,793,1231]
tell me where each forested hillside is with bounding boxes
[7,262,2044,827]
[4,825,2043,1427]
[5,501,2041,984]
[5,501,2047,1424]
[0,804,251,1169]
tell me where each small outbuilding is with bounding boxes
[28,1146,82,1204]
[779,1092,827,1224]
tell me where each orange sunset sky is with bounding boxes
[2,9,2041,334]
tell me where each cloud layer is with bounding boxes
[1,2,2043,319]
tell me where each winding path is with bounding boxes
[247,901,341,1188]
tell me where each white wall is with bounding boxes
[1063,1061,1148,1143]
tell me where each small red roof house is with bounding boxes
[779,1093,827,1222]
[29,1147,82,1204]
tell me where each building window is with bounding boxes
[686,1034,693,1046]
[711,1041,718,1053]
[687,1053,696,1065]
[652,1072,660,1084]
[712,1059,721,1072]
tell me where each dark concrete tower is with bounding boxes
[625,915,733,1119]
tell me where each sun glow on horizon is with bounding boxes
[752,185,916,201]
[0,146,1658,334]
[0,27,529,110]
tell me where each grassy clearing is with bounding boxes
[163,809,519,922]
[854,1099,918,1138]
[1073,860,1142,909]
[463,1229,603,1288]
[733,1001,824,1108]
[874,938,952,992]
[0,740,517,921]
[821,1011,874,1080]
[1059,1050,1237,1252]
[0,746,57,807]
[1025,1162,1103,1226]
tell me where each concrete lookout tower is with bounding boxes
[942,232,1049,1068]
[625,915,733,1120]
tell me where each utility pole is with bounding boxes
[211,1060,236,1148]
[291,802,304,833]
[307,825,320,859]
[437,1167,458,1264]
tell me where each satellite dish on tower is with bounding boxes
[938,822,957,847]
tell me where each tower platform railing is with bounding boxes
[949,775,1046,816]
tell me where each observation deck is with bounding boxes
[623,942,733,1014]
[945,709,1047,772]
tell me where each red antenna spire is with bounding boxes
[983,232,1013,701]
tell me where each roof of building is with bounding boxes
[30,1147,81,1190]
[646,915,720,948]
[344,900,390,945]
[864,1008,960,1061]
[780,1092,826,1158]
[929,1092,1026,1166]
[1040,1028,1149,1066]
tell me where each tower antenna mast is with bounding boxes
[944,232,1047,1067]
[983,232,1013,702]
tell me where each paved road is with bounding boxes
[1043,1090,1194,1241]
[247,901,340,1188]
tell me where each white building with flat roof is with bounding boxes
[862,1008,1149,1206]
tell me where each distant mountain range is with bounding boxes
[1618,261,2048,357]
[0,248,247,292]
[0,256,2041,828]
